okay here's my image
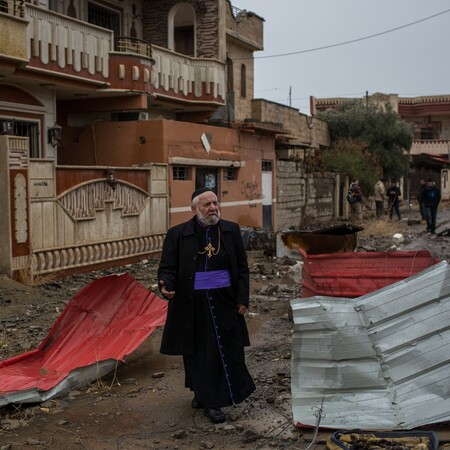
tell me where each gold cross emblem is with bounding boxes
[203,242,216,258]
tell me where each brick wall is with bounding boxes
[142,0,220,58]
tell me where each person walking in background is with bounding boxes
[158,187,255,424]
[348,178,364,223]
[374,177,386,218]
[420,178,441,234]
[417,179,427,222]
[386,179,402,221]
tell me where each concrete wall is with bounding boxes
[225,2,264,51]
[58,119,276,229]
[276,160,338,230]
[0,136,11,273]
[252,99,330,149]
[226,40,255,121]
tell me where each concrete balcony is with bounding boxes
[410,140,450,156]
[151,45,225,104]
[1,4,225,104]
[25,4,112,80]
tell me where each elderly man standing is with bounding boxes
[158,187,255,424]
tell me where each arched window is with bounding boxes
[240,64,246,98]
[168,3,196,56]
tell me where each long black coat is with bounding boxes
[158,217,250,355]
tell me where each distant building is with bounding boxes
[311,92,450,200]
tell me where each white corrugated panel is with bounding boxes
[291,260,450,430]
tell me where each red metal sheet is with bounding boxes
[0,273,167,394]
[300,249,440,298]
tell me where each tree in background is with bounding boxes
[322,139,379,195]
[318,100,414,192]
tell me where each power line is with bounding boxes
[244,9,450,60]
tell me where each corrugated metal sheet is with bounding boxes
[301,250,439,298]
[291,260,450,430]
[0,273,167,407]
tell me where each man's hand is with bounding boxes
[237,304,247,315]
[159,280,175,299]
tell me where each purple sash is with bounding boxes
[194,270,231,290]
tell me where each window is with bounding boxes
[262,161,272,172]
[173,166,190,180]
[88,2,120,36]
[0,119,40,157]
[420,127,437,140]
[240,64,246,98]
[224,167,237,181]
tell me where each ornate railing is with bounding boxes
[152,44,226,101]
[114,36,153,59]
[25,3,112,77]
[0,0,27,18]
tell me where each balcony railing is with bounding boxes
[151,44,225,101]
[0,0,27,18]
[25,3,113,78]
[114,36,152,59]
[410,139,450,156]
[1,3,226,102]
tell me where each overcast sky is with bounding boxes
[234,1,450,115]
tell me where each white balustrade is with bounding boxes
[25,3,112,78]
[152,45,226,101]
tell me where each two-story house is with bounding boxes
[0,0,333,281]
[0,0,291,280]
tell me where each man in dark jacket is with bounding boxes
[420,178,441,234]
[417,179,427,222]
[158,187,255,424]
[386,180,402,221]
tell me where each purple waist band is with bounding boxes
[194,270,231,290]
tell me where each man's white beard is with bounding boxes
[197,211,220,226]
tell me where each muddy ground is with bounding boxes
[0,204,449,450]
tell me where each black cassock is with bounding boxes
[182,222,255,409]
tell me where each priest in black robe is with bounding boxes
[158,187,255,423]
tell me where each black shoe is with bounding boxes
[191,397,202,409]
[203,407,226,423]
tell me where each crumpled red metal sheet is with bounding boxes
[0,273,167,397]
[300,249,440,298]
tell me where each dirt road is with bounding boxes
[0,204,449,449]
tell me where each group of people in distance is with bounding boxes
[348,177,441,233]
